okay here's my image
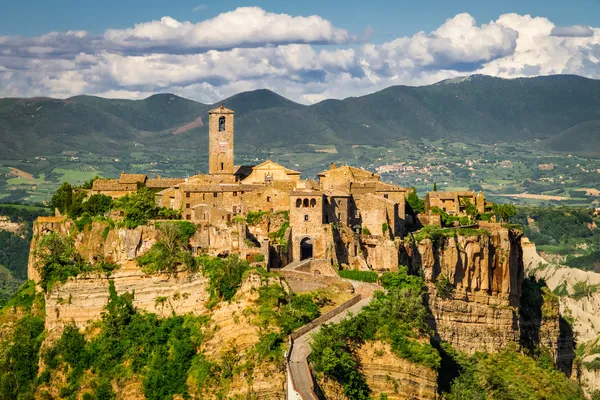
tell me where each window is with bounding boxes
[186,214,191,220]
[267,196,271,202]
[202,193,205,200]
[233,191,238,196]
[303,198,309,207]
[325,215,329,223]
[219,116,225,131]
[220,162,224,171]
[355,210,360,218]
[213,192,218,198]
[383,194,389,199]
[304,215,309,221]
[296,199,302,208]
[310,198,316,207]
[186,192,190,198]
[186,203,190,209]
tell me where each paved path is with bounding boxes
[288,296,373,400]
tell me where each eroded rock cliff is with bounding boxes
[401,228,523,354]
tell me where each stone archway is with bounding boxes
[300,237,313,260]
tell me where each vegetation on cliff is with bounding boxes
[445,347,584,400]
[39,280,210,400]
[0,281,45,400]
[34,232,118,292]
[310,266,440,399]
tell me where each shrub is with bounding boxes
[571,281,599,300]
[82,194,113,216]
[434,274,454,299]
[198,255,249,302]
[0,315,45,399]
[382,223,389,234]
[34,233,88,292]
[338,269,378,283]
[246,211,269,225]
[362,227,371,235]
[137,222,196,274]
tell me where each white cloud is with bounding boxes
[192,4,208,12]
[0,10,600,104]
[551,25,594,37]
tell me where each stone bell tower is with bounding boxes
[208,106,235,175]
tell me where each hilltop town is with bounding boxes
[3,106,588,400]
[85,105,490,270]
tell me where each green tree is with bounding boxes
[493,203,517,223]
[82,194,113,216]
[50,182,73,215]
[122,187,158,228]
[433,182,438,191]
[407,188,425,214]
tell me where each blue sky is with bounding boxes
[3,0,599,41]
[1,1,600,103]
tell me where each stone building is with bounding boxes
[98,105,413,268]
[424,191,485,216]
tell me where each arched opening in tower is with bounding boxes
[300,237,313,261]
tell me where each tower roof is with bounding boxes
[208,105,235,114]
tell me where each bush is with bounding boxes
[246,211,269,225]
[82,194,113,216]
[137,222,196,275]
[362,227,371,235]
[198,255,249,302]
[0,315,45,399]
[434,274,454,299]
[338,269,378,283]
[34,233,88,292]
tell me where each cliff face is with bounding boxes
[28,219,160,283]
[401,228,524,354]
[318,341,437,400]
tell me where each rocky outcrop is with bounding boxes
[45,266,211,335]
[317,341,437,400]
[357,342,437,400]
[401,227,523,354]
[28,219,160,283]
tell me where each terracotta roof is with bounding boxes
[427,191,476,200]
[92,179,127,191]
[252,160,301,175]
[118,172,147,184]
[208,105,235,114]
[146,178,185,188]
[318,165,378,179]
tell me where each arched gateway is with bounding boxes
[300,237,313,260]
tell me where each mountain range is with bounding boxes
[1,74,600,159]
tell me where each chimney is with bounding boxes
[330,163,337,169]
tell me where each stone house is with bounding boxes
[425,191,485,216]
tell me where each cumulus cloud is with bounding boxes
[1,9,600,104]
[551,25,594,37]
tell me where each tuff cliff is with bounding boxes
[401,227,524,354]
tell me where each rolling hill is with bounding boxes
[1,74,600,159]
